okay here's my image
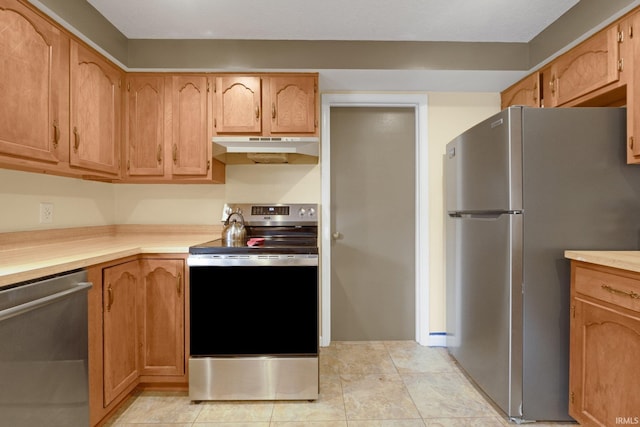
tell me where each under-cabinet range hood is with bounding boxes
[212,136,319,164]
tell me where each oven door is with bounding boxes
[189,262,318,356]
[187,254,319,400]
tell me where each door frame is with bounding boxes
[320,93,430,346]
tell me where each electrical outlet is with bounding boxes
[39,202,54,224]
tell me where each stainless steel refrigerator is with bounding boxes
[444,106,640,422]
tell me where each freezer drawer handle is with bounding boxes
[601,284,640,299]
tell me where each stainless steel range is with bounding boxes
[187,203,319,401]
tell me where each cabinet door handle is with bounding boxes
[549,75,556,95]
[172,144,177,164]
[73,127,80,152]
[52,120,60,148]
[107,284,114,311]
[255,103,260,121]
[176,272,182,296]
[601,284,640,299]
[272,103,276,119]
[157,144,162,163]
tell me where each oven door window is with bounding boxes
[189,265,318,357]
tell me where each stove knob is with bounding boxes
[298,208,306,217]
[307,208,316,218]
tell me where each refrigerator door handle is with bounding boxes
[448,211,522,219]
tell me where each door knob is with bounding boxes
[332,232,342,240]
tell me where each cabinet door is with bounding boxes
[570,298,640,426]
[102,261,139,406]
[126,75,164,177]
[170,75,211,176]
[70,40,122,176]
[500,73,540,109]
[628,11,640,163]
[0,0,65,163]
[214,76,262,133]
[547,25,620,107]
[269,75,317,133]
[139,258,185,376]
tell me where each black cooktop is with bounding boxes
[189,238,318,255]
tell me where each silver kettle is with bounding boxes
[221,212,247,246]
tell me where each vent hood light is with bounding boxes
[212,136,319,157]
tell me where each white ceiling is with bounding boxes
[87,0,579,42]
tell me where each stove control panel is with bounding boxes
[222,203,318,225]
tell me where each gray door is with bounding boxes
[330,107,415,341]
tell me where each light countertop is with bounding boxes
[0,225,221,288]
[564,250,640,273]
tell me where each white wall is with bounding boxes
[0,169,115,232]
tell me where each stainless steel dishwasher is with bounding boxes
[0,269,92,427]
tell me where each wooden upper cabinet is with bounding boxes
[268,75,317,133]
[139,258,185,377]
[125,75,165,177]
[214,74,318,136]
[170,75,212,176]
[215,76,262,133]
[70,40,122,177]
[545,25,621,107]
[500,72,540,109]
[628,11,640,163]
[0,0,67,164]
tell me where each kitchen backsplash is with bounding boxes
[0,164,320,232]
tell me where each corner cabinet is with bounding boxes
[213,73,318,136]
[569,261,640,427]
[88,255,188,427]
[0,0,68,165]
[70,40,122,177]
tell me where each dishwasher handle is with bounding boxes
[0,281,92,322]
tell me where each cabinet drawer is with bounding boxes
[575,265,640,312]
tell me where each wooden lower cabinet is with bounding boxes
[102,260,140,406]
[88,255,187,426]
[569,261,640,426]
[139,258,185,377]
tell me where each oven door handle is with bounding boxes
[188,254,318,267]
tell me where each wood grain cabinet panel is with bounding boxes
[170,75,212,176]
[125,75,165,177]
[546,25,621,107]
[139,258,185,376]
[214,76,262,134]
[500,73,541,109]
[102,260,140,407]
[269,75,317,133]
[0,0,66,164]
[70,40,122,177]
[569,262,640,427]
[214,74,318,136]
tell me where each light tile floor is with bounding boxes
[105,341,578,426]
